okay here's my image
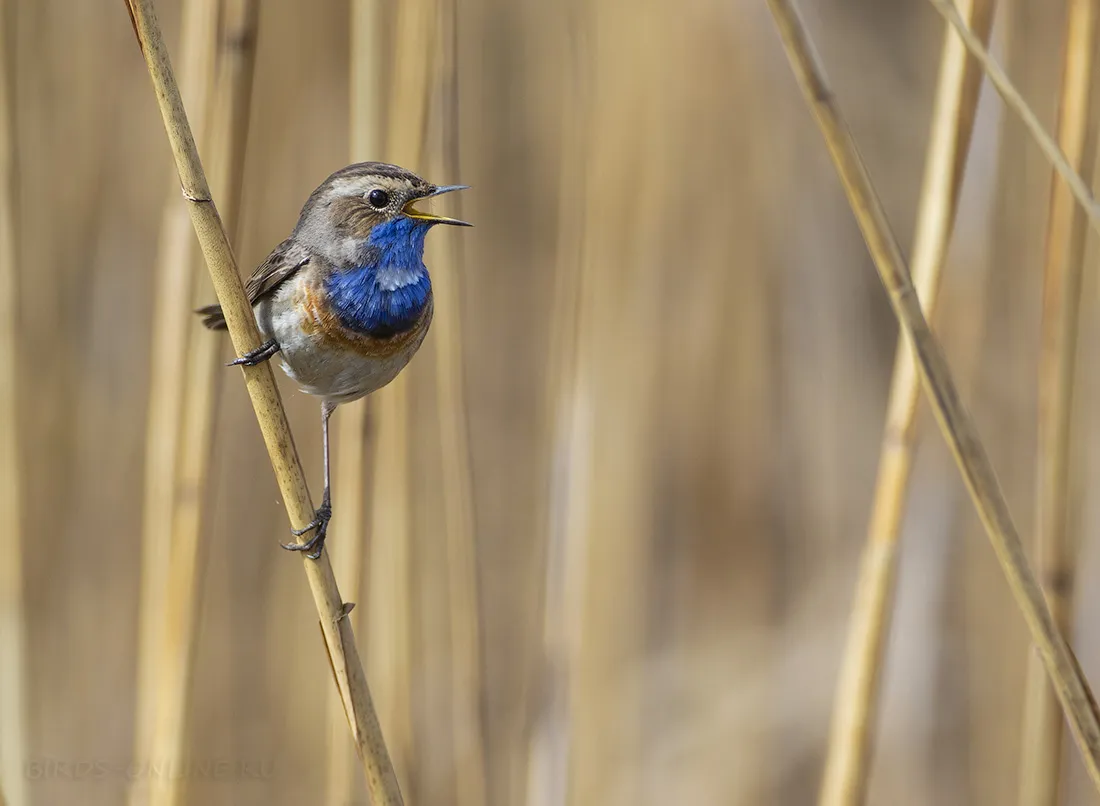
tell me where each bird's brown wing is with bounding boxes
[196,239,310,330]
[243,238,311,306]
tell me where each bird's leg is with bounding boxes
[282,400,337,559]
[228,339,281,367]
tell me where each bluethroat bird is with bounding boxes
[197,162,470,558]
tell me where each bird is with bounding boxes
[196,161,470,559]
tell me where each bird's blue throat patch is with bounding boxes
[325,217,433,337]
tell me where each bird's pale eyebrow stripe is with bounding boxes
[328,177,383,196]
[325,165,421,196]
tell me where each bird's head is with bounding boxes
[293,161,470,268]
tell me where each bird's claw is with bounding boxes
[228,339,281,367]
[282,501,332,560]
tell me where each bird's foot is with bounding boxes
[282,500,332,560]
[228,339,280,367]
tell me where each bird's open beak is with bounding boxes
[402,184,472,226]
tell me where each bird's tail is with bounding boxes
[195,303,228,331]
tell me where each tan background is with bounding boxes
[6,0,1099,804]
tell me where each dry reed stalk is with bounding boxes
[765,0,1100,794]
[433,3,488,804]
[565,5,667,802]
[817,2,995,804]
[122,2,403,803]
[526,7,591,806]
[929,0,1100,231]
[0,1,26,803]
[1018,1,1100,803]
[951,6,1047,796]
[324,2,383,803]
[144,3,259,806]
[366,0,440,788]
[130,2,220,792]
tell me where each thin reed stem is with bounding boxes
[1018,2,1100,803]
[145,3,260,806]
[564,7,667,802]
[324,404,371,804]
[349,0,384,162]
[122,2,404,803]
[364,0,441,788]
[0,1,26,803]
[818,2,994,804]
[928,0,1100,231]
[433,3,488,803]
[526,6,591,805]
[765,0,1100,795]
[325,2,383,803]
[131,3,220,796]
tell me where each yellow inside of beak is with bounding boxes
[400,192,470,226]
[401,198,443,222]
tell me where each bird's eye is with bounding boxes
[367,189,390,209]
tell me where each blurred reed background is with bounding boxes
[5,0,1100,804]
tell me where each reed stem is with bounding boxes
[145,3,259,806]
[0,0,26,802]
[364,0,441,788]
[131,3,220,795]
[766,0,1100,795]
[123,2,403,803]
[433,2,488,802]
[1018,1,1100,803]
[928,0,1100,232]
[325,2,383,803]
[817,2,994,804]
[526,6,591,804]
[563,6,666,802]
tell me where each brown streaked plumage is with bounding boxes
[197,238,309,328]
